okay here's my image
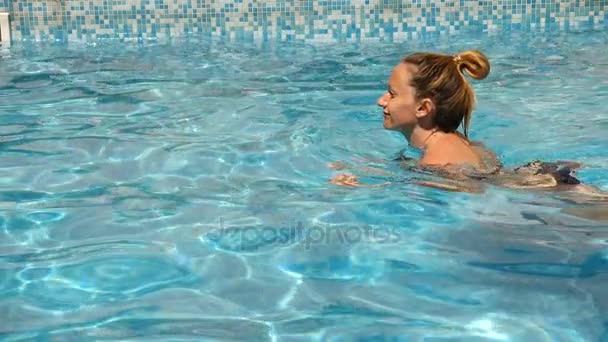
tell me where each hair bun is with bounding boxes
[456,50,490,80]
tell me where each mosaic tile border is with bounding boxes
[1,0,607,43]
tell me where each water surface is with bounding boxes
[1,30,608,340]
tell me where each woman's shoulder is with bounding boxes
[418,139,502,176]
[468,140,503,174]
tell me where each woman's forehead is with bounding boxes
[389,63,414,89]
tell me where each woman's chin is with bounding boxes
[383,116,392,129]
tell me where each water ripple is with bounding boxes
[0,30,607,340]
[20,254,197,310]
[1,240,162,265]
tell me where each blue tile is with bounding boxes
[5,0,608,42]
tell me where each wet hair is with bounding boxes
[402,50,490,137]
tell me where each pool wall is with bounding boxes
[0,0,606,42]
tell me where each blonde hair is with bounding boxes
[402,50,490,137]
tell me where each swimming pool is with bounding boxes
[1,29,608,340]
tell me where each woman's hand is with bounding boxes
[327,158,391,188]
[329,174,363,187]
[329,173,390,188]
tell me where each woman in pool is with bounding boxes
[330,50,608,204]
[378,50,493,172]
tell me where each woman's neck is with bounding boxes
[406,127,443,150]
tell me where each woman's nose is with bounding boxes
[377,92,388,107]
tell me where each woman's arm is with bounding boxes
[414,179,485,193]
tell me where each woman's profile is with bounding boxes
[329,50,608,208]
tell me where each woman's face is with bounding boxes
[376,63,421,134]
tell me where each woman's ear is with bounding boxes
[416,98,435,118]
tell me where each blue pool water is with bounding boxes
[1,30,608,340]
